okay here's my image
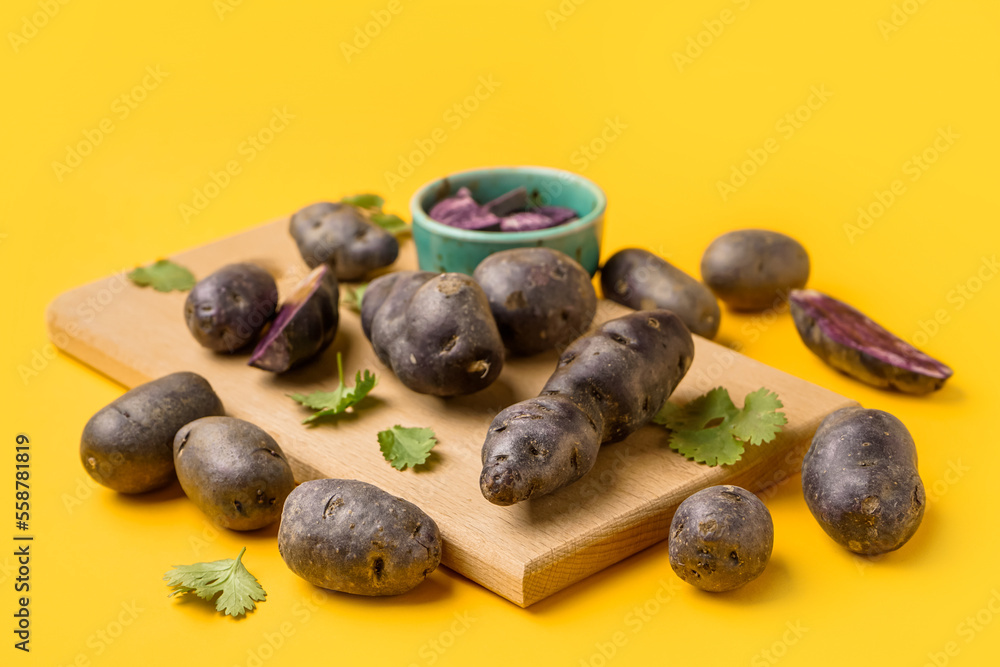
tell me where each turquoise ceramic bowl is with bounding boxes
[410,166,607,275]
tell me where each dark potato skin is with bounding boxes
[669,485,774,592]
[248,265,340,373]
[802,407,924,555]
[277,479,442,596]
[173,416,295,531]
[184,263,278,352]
[601,248,721,339]
[480,310,694,505]
[362,271,505,396]
[700,230,810,311]
[80,372,224,493]
[290,202,399,281]
[473,247,597,355]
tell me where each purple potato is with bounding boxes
[535,206,578,225]
[362,271,504,396]
[802,407,924,555]
[173,416,295,531]
[498,211,559,232]
[700,229,810,311]
[473,247,597,355]
[428,187,501,231]
[601,248,721,339]
[669,485,774,592]
[249,264,340,373]
[480,310,694,505]
[80,372,224,493]
[789,289,952,394]
[278,479,442,596]
[290,202,399,280]
[483,186,528,216]
[184,263,278,352]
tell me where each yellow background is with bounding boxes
[3,0,999,665]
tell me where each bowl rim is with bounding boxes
[408,165,607,242]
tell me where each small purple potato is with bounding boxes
[473,247,597,355]
[669,485,774,592]
[601,248,721,339]
[184,263,278,352]
[290,202,399,281]
[802,407,924,555]
[80,372,224,493]
[277,479,442,596]
[790,289,952,394]
[362,271,504,396]
[480,310,694,505]
[700,230,810,311]
[249,264,340,373]
[173,417,295,531]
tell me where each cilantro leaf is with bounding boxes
[341,193,385,210]
[370,212,410,236]
[128,259,196,292]
[342,284,367,313]
[656,387,786,467]
[288,353,377,423]
[378,425,437,470]
[163,547,265,618]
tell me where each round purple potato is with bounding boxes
[473,248,597,355]
[362,271,504,396]
[790,289,952,394]
[80,372,224,493]
[277,479,442,596]
[802,407,924,555]
[480,310,694,505]
[249,264,340,373]
[184,263,278,352]
[601,248,721,339]
[669,485,774,592]
[290,202,399,281]
[700,229,810,311]
[173,416,295,531]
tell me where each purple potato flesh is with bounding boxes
[248,265,340,373]
[535,206,578,225]
[480,310,694,505]
[499,211,559,232]
[790,289,952,394]
[428,187,501,231]
[428,187,579,232]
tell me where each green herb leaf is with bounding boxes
[378,425,437,470]
[288,353,377,423]
[341,193,385,210]
[128,259,196,292]
[655,387,786,466]
[163,547,265,618]
[342,284,368,313]
[370,212,410,236]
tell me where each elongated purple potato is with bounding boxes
[601,248,721,339]
[249,265,339,373]
[362,271,504,396]
[184,263,278,352]
[802,407,924,555]
[474,247,597,355]
[789,289,952,394]
[290,202,398,280]
[480,310,694,505]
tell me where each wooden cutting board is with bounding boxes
[46,218,857,607]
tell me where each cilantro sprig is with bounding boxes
[378,425,438,471]
[342,283,367,313]
[288,353,377,424]
[163,547,265,618]
[655,387,787,466]
[128,259,196,292]
[341,192,410,236]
